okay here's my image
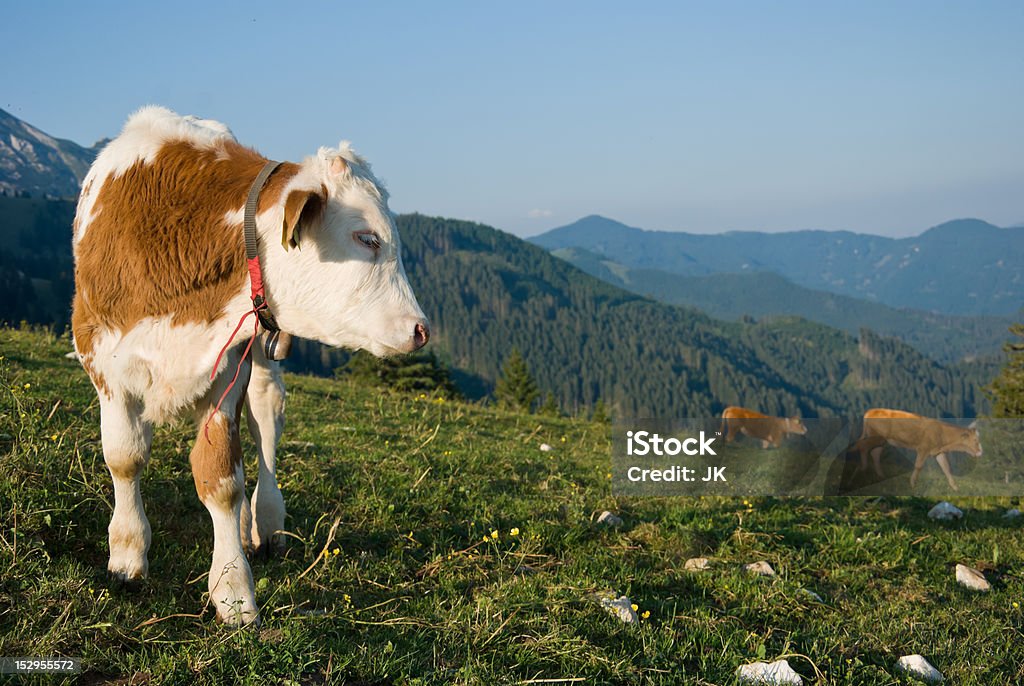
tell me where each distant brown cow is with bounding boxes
[720,406,807,449]
[852,408,982,491]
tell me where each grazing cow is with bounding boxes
[71,106,429,625]
[851,408,982,491]
[719,406,807,449]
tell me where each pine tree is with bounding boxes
[539,392,560,417]
[988,324,1024,418]
[494,348,539,411]
[339,349,460,397]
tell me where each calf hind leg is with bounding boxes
[910,450,929,489]
[870,446,885,478]
[192,357,258,626]
[245,344,287,557]
[101,395,153,581]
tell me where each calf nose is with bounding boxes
[413,321,430,350]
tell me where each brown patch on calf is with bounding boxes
[71,138,307,360]
[720,406,806,448]
[858,408,981,456]
[191,410,243,503]
[78,353,111,399]
[282,185,327,249]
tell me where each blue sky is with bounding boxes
[3,1,1022,237]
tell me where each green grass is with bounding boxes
[1,327,1022,685]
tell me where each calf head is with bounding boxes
[786,416,808,435]
[962,422,983,457]
[263,145,429,356]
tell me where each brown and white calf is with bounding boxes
[851,408,982,491]
[72,106,428,625]
[719,406,808,449]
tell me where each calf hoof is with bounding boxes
[215,603,261,627]
[107,556,148,585]
[252,538,285,561]
[108,570,146,591]
[208,558,259,627]
[211,586,260,626]
[251,490,286,559]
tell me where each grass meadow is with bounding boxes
[1,328,1022,685]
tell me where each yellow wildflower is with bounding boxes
[509,527,520,537]
[490,530,499,540]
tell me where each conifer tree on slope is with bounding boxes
[989,323,1024,418]
[495,348,539,412]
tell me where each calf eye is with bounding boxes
[354,230,381,251]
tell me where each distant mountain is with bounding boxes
[532,215,1024,316]
[551,246,1014,364]
[0,108,107,198]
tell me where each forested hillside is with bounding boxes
[397,214,990,418]
[551,246,1014,363]
[0,196,76,328]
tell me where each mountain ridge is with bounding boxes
[551,245,1014,363]
[532,214,1024,315]
[0,108,106,198]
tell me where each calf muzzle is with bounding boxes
[413,322,430,350]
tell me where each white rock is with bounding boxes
[744,560,776,577]
[1004,508,1021,519]
[797,588,823,602]
[539,443,553,452]
[955,564,991,592]
[598,595,638,624]
[927,501,963,521]
[896,654,944,683]
[596,511,623,528]
[684,557,711,571]
[736,659,803,685]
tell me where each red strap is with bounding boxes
[203,306,259,444]
[247,256,265,300]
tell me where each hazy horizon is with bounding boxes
[523,213,1022,240]
[3,2,1022,238]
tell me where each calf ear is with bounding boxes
[282,185,328,249]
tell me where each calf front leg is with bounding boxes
[101,395,153,581]
[245,343,286,557]
[935,452,959,491]
[191,357,258,626]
